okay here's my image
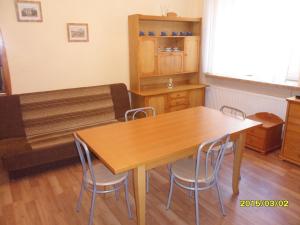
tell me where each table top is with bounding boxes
[76,106,261,174]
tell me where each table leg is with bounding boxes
[232,132,246,194]
[134,165,146,225]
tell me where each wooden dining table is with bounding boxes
[76,106,261,225]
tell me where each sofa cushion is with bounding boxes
[0,95,26,139]
[110,83,131,120]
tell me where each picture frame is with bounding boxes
[15,1,43,22]
[67,23,89,42]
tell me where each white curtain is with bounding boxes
[203,0,300,83]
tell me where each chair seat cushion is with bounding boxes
[87,163,128,186]
[171,158,214,183]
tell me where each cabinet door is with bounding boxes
[158,52,183,75]
[184,37,200,73]
[139,38,157,76]
[146,95,166,114]
[189,88,205,107]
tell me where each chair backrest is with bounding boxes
[74,134,97,186]
[195,134,230,183]
[220,105,246,120]
[125,107,156,121]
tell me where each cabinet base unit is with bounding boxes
[131,85,206,114]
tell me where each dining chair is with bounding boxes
[220,105,246,154]
[125,106,156,193]
[74,134,132,225]
[166,134,230,225]
[220,105,246,120]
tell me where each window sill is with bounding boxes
[205,73,300,90]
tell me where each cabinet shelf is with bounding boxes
[139,36,200,38]
[140,71,193,78]
[131,84,207,96]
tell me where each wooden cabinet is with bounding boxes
[184,36,200,73]
[128,14,206,113]
[246,112,284,154]
[280,97,300,165]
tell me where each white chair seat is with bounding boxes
[86,163,128,186]
[171,158,214,183]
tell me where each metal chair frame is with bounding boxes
[220,105,246,120]
[74,134,132,225]
[167,134,230,225]
[125,106,157,121]
[220,105,246,154]
[125,106,156,193]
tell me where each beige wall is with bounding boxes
[0,0,202,94]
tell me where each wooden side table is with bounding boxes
[246,112,284,154]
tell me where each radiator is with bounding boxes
[205,85,287,120]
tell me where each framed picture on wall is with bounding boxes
[15,1,43,22]
[67,23,89,42]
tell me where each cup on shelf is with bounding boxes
[172,31,178,36]
[148,31,155,36]
[187,31,193,36]
[180,31,187,36]
[139,31,145,36]
[160,31,167,36]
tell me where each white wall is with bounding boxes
[0,0,202,94]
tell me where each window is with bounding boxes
[203,0,300,84]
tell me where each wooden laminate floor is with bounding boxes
[0,149,299,225]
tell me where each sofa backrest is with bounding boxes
[0,83,130,144]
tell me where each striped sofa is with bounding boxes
[0,83,130,178]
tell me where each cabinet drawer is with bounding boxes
[246,134,265,150]
[169,91,188,99]
[247,127,267,138]
[169,98,189,107]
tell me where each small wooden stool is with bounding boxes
[246,112,284,154]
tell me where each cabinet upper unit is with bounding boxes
[128,14,202,92]
[138,36,200,77]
